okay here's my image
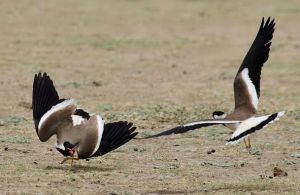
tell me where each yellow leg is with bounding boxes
[69,158,74,172]
[243,137,252,153]
[243,138,248,148]
[247,137,252,152]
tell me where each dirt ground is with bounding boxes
[0,0,299,194]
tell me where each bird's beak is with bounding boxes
[66,147,76,157]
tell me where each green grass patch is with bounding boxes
[0,136,31,144]
[0,116,27,127]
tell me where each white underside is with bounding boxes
[184,120,241,127]
[90,115,104,156]
[38,99,76,130]
[227,111,285,145]
[241,68,259,110]
[71,115,85,126]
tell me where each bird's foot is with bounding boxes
[60,157,79,164]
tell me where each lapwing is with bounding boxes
[32,72,138,165]
[143,17,284,150]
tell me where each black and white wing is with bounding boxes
[32,72,77,141]
[90,121,138,157]
[140,119,240,139]
[227,111,284,144]
[234,17,275,112]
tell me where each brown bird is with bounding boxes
[32,72,137,165]
[143,17,284,151]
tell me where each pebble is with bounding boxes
[273,167,288,177]
[207,149,216,154]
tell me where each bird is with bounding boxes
[32,72,138,165]
[141,17,284,151]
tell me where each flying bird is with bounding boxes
[32,72,138,165]
[142,17,284,151]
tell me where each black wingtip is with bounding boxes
[262,16,276,29]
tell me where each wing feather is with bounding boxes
[234,17,275,111]
[32,72,60,132]
[139,119,240,139]
[91,121,138,157]
[227,111,284,144]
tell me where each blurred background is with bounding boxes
[0,0,299,193]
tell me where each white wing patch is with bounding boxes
[55,143,65,150]
[71,115,85,126]
[241,68,259,110]
[184,120,240,127]
[227,111,285,145]
[90,115,104,157]
[38,99,76,130]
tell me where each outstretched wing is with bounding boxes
[32,72,78,142]
[227,111,284,144]
[91,121,138,157]
[139,119,240,139]
[32,72,60,132]
[234,17,275,112]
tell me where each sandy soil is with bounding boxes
[0,0,299,194]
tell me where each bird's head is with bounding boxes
[212,111,227,119]
[55,142,77,157]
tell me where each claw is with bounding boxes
[60,157,79,164]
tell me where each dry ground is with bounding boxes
[0,0,299,194]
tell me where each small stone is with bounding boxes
[4,147,8,151]
[92,81,102,87]
[273,167,288,177]
[240,163,245,167]
[207,149,216,154]
[33,161,38,165]
[133,148,138,152]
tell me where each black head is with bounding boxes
[212,111,226,119]
[56,142,77,157]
